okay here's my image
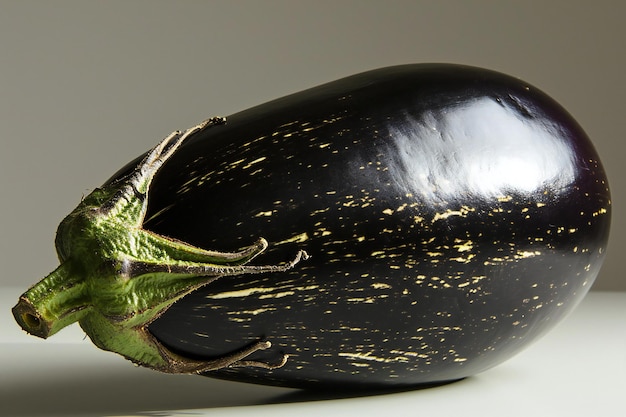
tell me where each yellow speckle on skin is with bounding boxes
[346,296,376,304]
[349,362,371,368]
[279,120,299,128]
[275,232,310,245]
[255,210,274,217]
[453,239,473,252]
[450,254,476,263]
[310,207,330,215]
[515,250,541,259]
[592,208,608,217]
[472,275,487,283]
[382,208,394,215]
[228,307,276,316]
[259,291,295,299]
[207,287,277,299]
[432,206,475,222]
[338,351,407,363]
[242,156,267,169]
[228,158,246,167]
[241,135,268,148]
[372,283,391,290]
[229,317,250,323]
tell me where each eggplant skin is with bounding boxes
[112,64,610,388]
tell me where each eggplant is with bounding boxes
[13,64,610,389]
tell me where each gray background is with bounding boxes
[1,1,623,291]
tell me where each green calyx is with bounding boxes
[12,117,308,374]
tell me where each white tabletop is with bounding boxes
[2,287,624,417]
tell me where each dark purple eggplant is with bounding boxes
[13,64,610,389]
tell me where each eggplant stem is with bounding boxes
[99,116,226,220]
[14,115,309,375]
[230,353,290,370]
[122,248,309,278]
[146,335,287,374]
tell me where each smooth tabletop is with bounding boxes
[1,288,624,417]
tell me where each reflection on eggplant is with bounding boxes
[387,97,576,203]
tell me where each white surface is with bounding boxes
[1,288,624,417]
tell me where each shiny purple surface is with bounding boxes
[110,65,611,388]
